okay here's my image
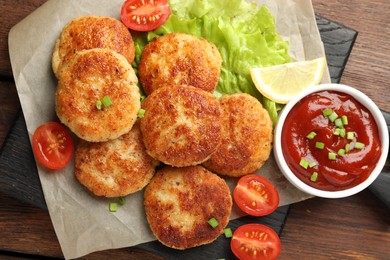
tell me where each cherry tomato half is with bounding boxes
[231,224,281,260]
[233,174,279,217]
[120,0,171,32]
[32,122,74,170]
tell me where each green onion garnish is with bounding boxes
[328,111,338,122]
[333,128,341,136]
[315,142,325,149]
[342,115,348,125]
[339,128,346,138]
[347,132,355,140]
[96,100,103,110]
[140,95,146,103]
[338,149,346,156]
[328,152,337,160]
[208,217,219,228]
[345,143,351,153]
[335,118,344,128]
[223,228,233,238]
[354,142,365,149]
[310,172,318,182]
[299,158,310,169]
[306,131,317,139]
[323,108,333,117]
[109,202,118,212]
[309,161,317,168]
[118,197,126,205]
[137,108,146,118]
[101,96,112,107]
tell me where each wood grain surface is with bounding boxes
[0,0,389,259]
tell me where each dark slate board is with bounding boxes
[2,15,379,259]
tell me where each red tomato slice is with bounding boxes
[120,0,170,31]
[233,174,279,217]
[231,224,281,260]
[32,122,74,170]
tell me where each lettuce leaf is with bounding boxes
[133,0,291,124]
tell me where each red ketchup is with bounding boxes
[281,90,382,191]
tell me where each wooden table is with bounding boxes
[0,0,389,259]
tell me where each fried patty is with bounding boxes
[140,85,221,167]
[202,93,273,177]
[74,120,159,197]
[55,48,140,142]
[52,15,135,77]
[144,165,232,249]
[138,33,222,95]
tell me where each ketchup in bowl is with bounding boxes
[281,90,382,191]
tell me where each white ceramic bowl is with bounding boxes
[274,83,389,198]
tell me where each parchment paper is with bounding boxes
[8,0,330,258]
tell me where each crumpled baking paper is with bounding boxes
[8,0,330,258]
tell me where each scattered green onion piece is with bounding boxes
[223,228,233,238]
[345,143,351,153]
[315,142,325,149]
[137,108,146,118]
[208,217,219,228]
[347,132,355,140]
[140,95,146,103]
[306,131,317,140]
[339,128,346,138]
[309,161,317,168]
[96,100,102,110]
[299,158,310,169]
[118,197,126,205]
[109,202,118,212]
[335,118,344,128]
[328,152,337,160]
[355,142,365,149]
[342,115,348,125]
[323,108,333,117]
[338,149,346,156]
[310,172,318,182]
[328,111,338,122]
[333,128,341,136]
[101,96,112,107]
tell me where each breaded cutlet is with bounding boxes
[202,93,273,177]
[144,165,232,249]
[55,48,140,142]
[75,120,159,197]
[138,33,222,95]
[140,84,222,167]
[52,15,135,78]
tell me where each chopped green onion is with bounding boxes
[338,149,346,156]
[323,108,333,117]
[223,228,233,238]
[306,131,317,140]
[345,143,351,153]
[333,128,341,136]
[96,100,103,110]
[299,158,310,169]
[208,217,219,228]
[109,202,118,212]
[328,152,337,160]
[342,115,348,125]
[140,95,146,103]
[315,142,325,149]
[347,132,355,140]
[309,161,317,168]
[101,96,112,107]
[354,142,365,149]
[335,118,344,128]
[339,128,346,138]
[310,172,318,182]
[137,108,146,118]
[118,196,126,205]
[328,111,338,122]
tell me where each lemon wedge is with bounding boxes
[250,57,326,104]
